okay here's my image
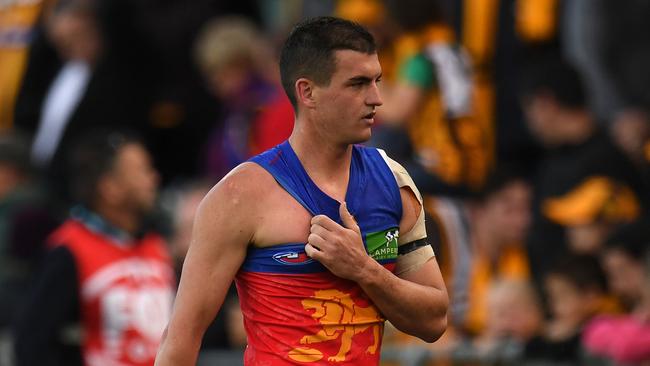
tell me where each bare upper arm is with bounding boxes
[166,163,266,337]
[399,186,422,237]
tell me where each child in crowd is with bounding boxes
[600,219,650,311]
[584,248,650,364]
[473,279,544,358]
[461,170,532,335]
[524,254,617,363]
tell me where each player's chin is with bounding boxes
[350,128,372,144]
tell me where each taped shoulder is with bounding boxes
[377,149,427,245]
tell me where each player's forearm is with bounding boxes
[356,260,448,343]
[154,327,202,366]
[154,351,197,366]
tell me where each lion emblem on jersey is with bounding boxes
[294,289,383,362]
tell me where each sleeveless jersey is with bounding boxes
[237,141,402,365]
[49,217,175,366]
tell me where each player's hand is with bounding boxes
[305,202,374,281]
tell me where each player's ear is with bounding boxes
[295,78,316,109]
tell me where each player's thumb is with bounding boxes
[339,202,360,233]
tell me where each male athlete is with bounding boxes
[155,16,448,365]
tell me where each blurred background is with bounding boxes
[1,0,650,365]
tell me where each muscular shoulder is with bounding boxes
[207,162,274,203]
[196,163,276,239]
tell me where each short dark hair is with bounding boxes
[69,129,142,207]
[279,16,376,109]
[519,55,587,109]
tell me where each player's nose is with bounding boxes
[366,82,383,107]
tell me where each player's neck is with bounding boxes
[288,130,353,201]
[289,118,353,167]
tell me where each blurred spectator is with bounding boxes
[385,167,532,358]
[611,108,650,167]
[583,249,650,365]
[473,279,543,360]
[373,0,490,196]
[194,16,292,180]
[543,176,640,254]
[414,279,543,364]
[107,0,261,184]
[519,56,647,286]
[524,254,616,364]
[13,130,174,366]
[445,0,563,169]
[386,279,542,365]
[13,0,148,201]
[0,132,59,330]
[601,219,650,311]
[460,168,532,335]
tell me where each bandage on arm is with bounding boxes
[378,150,435,276]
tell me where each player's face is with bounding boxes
[312,50,383,145]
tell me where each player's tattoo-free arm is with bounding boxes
[155,165,257,366]
[305,190,448,343]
